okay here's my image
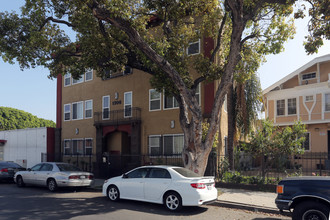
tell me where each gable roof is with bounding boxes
[263,54,330,94]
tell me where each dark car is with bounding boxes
[275,176,330,220]
[0,161,26,182]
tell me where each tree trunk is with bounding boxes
[227,83,235,170]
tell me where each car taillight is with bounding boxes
[277,185,284,194]
[0,168,8,173]
[69,175,79,180]
[191,183,206,189]
[88,175,94,180]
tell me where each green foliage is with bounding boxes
[0,107,55,130]
[220,171,281,185]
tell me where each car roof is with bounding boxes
[139,165,182,169]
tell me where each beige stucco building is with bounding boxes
[55,37,228,178]
[263,54,330,157]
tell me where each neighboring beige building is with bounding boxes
[263,54,330,156]
[55,37,228,178]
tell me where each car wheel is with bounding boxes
[16,176,25,187]
[107,185,120,201]
[164,192,182,211]
[292,201,329,220]
[47,179,58,192]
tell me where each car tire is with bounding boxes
[16,176,25,187]
[107,185,120,201]
[292,201,329,220]
[164,192,182,211]
[47,179,58,192]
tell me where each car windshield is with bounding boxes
[172,167,201,177]
[57,164,82,172]
[0,162,21,168]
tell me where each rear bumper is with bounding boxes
[57,179,94,187]
[275,199,292,211]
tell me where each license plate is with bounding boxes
[80,175,86,179]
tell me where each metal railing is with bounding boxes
[94,107,141,125]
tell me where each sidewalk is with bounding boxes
[92,179,283,215]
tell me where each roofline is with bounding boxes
[262,54,330,95]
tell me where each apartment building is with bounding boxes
[263,54,330,162]
[55,37,228,178]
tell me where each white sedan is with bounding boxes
[102,165,218,211]
[14,162,94,192]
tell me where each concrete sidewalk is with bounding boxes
[92,179,283,215]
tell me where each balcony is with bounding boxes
[94,107,141,126]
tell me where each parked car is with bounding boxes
[275,176,330,220]
[14,162,94,192]
[102,165,218,211]
[0,161,26,182]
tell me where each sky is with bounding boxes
[0,2,329,122]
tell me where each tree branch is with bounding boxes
[39,17,75,31]
[210,11,227,62]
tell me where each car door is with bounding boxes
[144,168,172,201]
[35,163,53,186]
[23,163,43,185]
[120,168,150,200]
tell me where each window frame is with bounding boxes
[85,138,93,155]
[163,134,184,155]
[64,73,71,87]
[72,74,84,85]
[124,91,132,118]
[85,100,93,119]
[301,72,316,81]
[149,89,161,111]
[64,139,71,156]
[85,69,93,81]
[187,39,200,56]
[64,104,71,121]
[148,135,162,156]
[72,101,84,120]
[102,96,110,120]
[287,98,297,115]
[305,95,314,102]
[276,99,285,116]
[325,93,330,112]
[164,95,179,110]
[72,139,84,155]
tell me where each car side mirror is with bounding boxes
[27,168,31,171]
[122,174,128,179]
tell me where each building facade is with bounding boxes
[263,54,330,157]
[56,37,228,178]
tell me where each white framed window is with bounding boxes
[302,72,316,80]
[277,99,285,116]
[124,92,132,118]
[64,139,71,155]
[195,83,201,106]
[163,134,184,155]
[72,101,83,120]
[72,75,84,85]
[64,73,71,87]
[149,89,161,111]
[103,96,110,119]
[187,39,200,55]
[72,139,84,155]
[305,95,314,102]
[85,69,93,81]
[288,98,297,115]
[302,133,310,151]
[325,93,330,112]
[64,104,71,121]
[164,95,179,110]
[85,100,93,119]
[85,138,93,155]
[148,135,161,155]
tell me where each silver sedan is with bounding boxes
[14,162,94,192]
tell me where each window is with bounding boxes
[195,83,201,105]
[149,135,161,155]
[31,164,43,171]
[163,134,184,155]
[124,91,132,117]
[103,96,110,119]
[64,73,71,86]
[149,89,161,111]
[85,100,93,119]
[164,95,179,109]
[72,139,84,155]
[187,39,200,55]
[302,72,316,80]
[72,102,83,120]
[64,140,71,155]
[64,104,71,121]
[126,168,149,178]
[325,93,330,112]
[40,164,53,171]
[72,75,84,85]
[302,133,310,151]
[85,69,93,81]
[305,95,314,102]
[288,98,297,115]
[149,168,171,179]
[277,99,285,116]
[85,138,93,155]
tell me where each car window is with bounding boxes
[172,167,201,177]
[149,168,171,179]
[40,164,53,171]
[31,164,43,171]
[56,163,81,172]
[126,168,149,178]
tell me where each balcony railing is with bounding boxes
[94,107,141,125]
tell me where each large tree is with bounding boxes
[0,0,328,175]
